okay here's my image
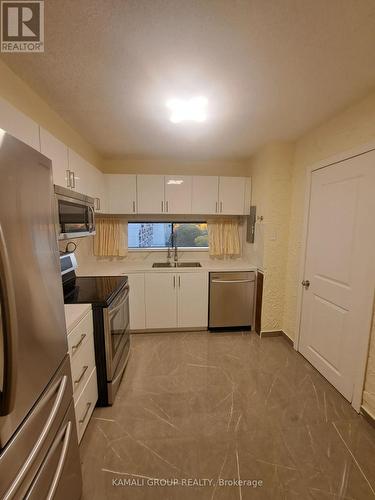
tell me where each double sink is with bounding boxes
[152,261,202,268]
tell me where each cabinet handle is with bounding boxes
[95,198,100,211]
[69,171,76,189]
[161,201,164,212]
[66,170,71,188]
[133,201,136,213]
[173,276,176,288]
[178,276,181,288]
[74,365,88,386]
[71,334,86,353]
[220,201,223,213]
[79,402,92,424]
[166,200,169,212]
[215,201,218,213]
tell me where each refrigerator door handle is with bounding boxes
[0,224,18,416]
[45,420,72,500]
[3,375,68,500]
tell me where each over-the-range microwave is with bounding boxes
[54,184,96,240]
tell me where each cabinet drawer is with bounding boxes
[71,337,96,403]
[67,311,93,359]
[74,367,98,443]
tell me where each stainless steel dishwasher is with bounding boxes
[209,271,255,329]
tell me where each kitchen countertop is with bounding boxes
[75,257,257,277]
[64,303,92,333]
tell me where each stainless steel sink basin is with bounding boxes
[176,262,202,267]
[152,261,202,268]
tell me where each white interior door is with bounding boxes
[299,153,375,402]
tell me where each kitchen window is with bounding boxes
[128,222,208,249]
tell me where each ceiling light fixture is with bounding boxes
[166,96,208,123]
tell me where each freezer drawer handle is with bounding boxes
[79,402,92,424]
[71,334,86,353]
[74,365,89,386]
[3,375,68,500]
[45,421,72,500]
[211,279,253,284]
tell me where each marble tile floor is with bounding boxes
[80,331,375,500]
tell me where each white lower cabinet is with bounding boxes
[128,273,146,330]
[145,273,177,329]
[177,272,208,328]
[144,272,208,330]
[66,309,97,443]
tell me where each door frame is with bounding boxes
[294,140,375,412]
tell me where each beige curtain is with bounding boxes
[93,217,127,257]
[208,219,241,257]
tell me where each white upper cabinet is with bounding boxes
[137,175,165,214]
[218,177,246,215]
[164,175,192,214]
[0,97,40,151]
[192,176,219,214]
[90,167,107,213]
[106,174,137,214]
[40,127,69,188]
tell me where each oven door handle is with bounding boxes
[109,286,130,316]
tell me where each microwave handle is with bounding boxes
[88,205,95,232]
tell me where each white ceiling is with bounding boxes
[2,0,375,159]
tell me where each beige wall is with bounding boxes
[101,157,248,177]
[244,142,294,331]
[0,60,101,168]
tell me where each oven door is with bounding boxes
[104,284,130,381]
[56,194,95,240]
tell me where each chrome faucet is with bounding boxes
[174,243,178,263]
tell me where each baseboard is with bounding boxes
[261,329,294,346]
[360,405,375,428]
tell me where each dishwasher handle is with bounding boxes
[211,279,254,284]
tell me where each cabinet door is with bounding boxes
[192,176,219,214]
[128,274,146,330]
[218,177,246,215]
[0,97,40,150]
[145,273,177,329]
[137,175,165,214]
[106,174,137,214]
[40,127,69,188]
[164,176,192,214]
[177,272,208,328]
[68,149,91,193]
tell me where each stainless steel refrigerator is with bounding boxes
[0,132,82,499]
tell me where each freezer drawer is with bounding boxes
[25,402,82,500]
[209,272,255,328]
[0,356,80,499]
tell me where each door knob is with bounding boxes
[301,280,310,289]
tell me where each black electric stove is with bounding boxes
[60,253,130,406]
[63,275,128,307]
